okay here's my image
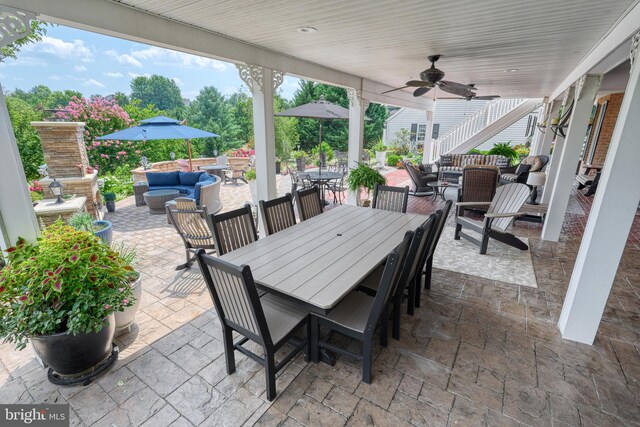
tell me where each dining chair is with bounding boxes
[196,250,310,401]
[259,193,297,236]
[417,200,453,303]
[166,198,217,270]
[310,231,413,384]
[209,204,258,255]
[325,171,348,205]
[372,184,410,213]
[295,186,323,221]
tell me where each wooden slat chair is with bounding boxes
[372,184,410,213]
[416,200,453,304]
[457,165,499,213]
[259,193,297,236]
[166,198,216,270]
[295,186,323,221]
[210,204,258,256]
[196,251,310,401]
[455,184,530,254]
[310,231,413,384]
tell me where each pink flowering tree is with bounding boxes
[58,97,142,173]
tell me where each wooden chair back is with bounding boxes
[210,204,258,255]
[197,252,271,346]
[488,184,530,232]
[459,165,499,208]
[167,198,215,248]
[372,184,409,213]
[259,193,297,236]
[295,186,323,221]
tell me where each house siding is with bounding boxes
[384,99,533,152]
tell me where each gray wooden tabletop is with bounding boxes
[219,205,426,311]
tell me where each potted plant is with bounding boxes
[111,242,142,336]
[0,222,135,384]
[103,192,117,213]
[346,162,386,207]
[68,212,113,245]
[292,150,307,172]
[372,140,389,168]
[244,168,258,205]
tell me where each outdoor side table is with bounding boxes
[133,182,149,206]
[143,189,180,214]
[200,164,227,180]
[427,181,457,201]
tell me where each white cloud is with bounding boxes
[82,78,105,88]
[131,46,226,70]
[34,36,94,62]
[106,50,142,68]
[49,75,62,81]
[103,71,124,78]
[74,65,87,72]
[128,72,151,79]
[223,86,240,95]
[172,77,184,87]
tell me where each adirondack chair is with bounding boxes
[455,183,530,254]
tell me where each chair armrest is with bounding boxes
[485,212,522,218]
[456,201,491,207]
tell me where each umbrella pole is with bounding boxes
[187,139,193,171]
[319,119,323,176]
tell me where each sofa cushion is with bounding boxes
[146,171,180,187]
[179,171,206,186]
[440,154,454,167]
[199,172,212,182]
[529,157,544,172]
[500,173,519,182]
[515,163,532,175]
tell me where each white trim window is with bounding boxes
[416,124,427,143]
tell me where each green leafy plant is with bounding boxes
[30,191,44,203]
[467,149,489,155]
[387,154,402,167]
[372,139,389,152]
[103,192,116,202]
[391,129,412,156]
[292,150,307,159]
[0,222,136,350]
[346,162,386,199]
[311,142,334,164]
[68,212,96,233]
[513,144,530,158]
[244,168,257,181]
[488,142,518,165]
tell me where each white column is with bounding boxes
[422,99,436,165]
[347,88,367,205]
[542,75,600,242]
[0,85,40,249]
[537,100,562,156]
[541,90,574,204]
[559,35,640,344]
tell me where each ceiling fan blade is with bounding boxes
[381,85,409,94]
[413,86,432,97]
[439,80,477,91]
[405,80,434,87]
[473,95,501,100]
[438,83,475,98]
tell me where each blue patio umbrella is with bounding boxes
[96,115,219,171]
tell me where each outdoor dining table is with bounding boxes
[301,169,343,205]
[200,164,228,179]
[218,204,426,314]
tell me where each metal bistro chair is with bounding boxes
[455,184,530,254]
[259,193,297,236]
[372,184,409,213]
[325,171,348,205]
[310,231,413,384]
[210,204,258,255]
[295,186,323,221]
[166,198,217,270]
[196,251,310,401]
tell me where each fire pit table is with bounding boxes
[143,189,180,214]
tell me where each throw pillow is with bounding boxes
[530,157,544,172]
[440,154,453,167]
[515,163,532,175]
[418,164,433,173]
[496,157,510,168]
[179,171,205,186]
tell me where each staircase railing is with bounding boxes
[429,98,527,162]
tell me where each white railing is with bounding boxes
[428,98,527,162]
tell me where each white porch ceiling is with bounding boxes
[113,0,638,99]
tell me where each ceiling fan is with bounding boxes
[382,55,500,100]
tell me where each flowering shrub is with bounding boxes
[0,222,136,350]
[229,147,255,158]
[29,180,43,193]
[57,97,141,173]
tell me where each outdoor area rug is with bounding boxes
[433,226,537,288]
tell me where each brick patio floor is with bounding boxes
[1,170,639,426]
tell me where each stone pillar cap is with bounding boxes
[30,121,86,127]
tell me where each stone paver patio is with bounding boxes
[1,170,639,426]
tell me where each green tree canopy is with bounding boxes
[10,86,81,110]
[130,74,184,111]
[6,95,44,180]
[0,20,48,61]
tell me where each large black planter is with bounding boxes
[31,314,116,383]
[275,161,281,175]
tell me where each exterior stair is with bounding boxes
[428,98,544,162]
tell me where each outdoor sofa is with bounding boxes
[139,171,218,205]
[434,154,510,181]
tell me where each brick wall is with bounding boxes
[31,122,89,178]
[581,93,624,174]
[39,172,100,217]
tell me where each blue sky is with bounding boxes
[0,25,301,101]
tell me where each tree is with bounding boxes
[9,86,81,110]
[6,96,44,180]
[363,103,388,149]
[58,97,137,172]
[186,86,241,155]
[274,94,298,160]
[113,92,130,107]
[227,91,253,146]
[130,75,184,111]
[0,20,47,61]
[46,90,83,109]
